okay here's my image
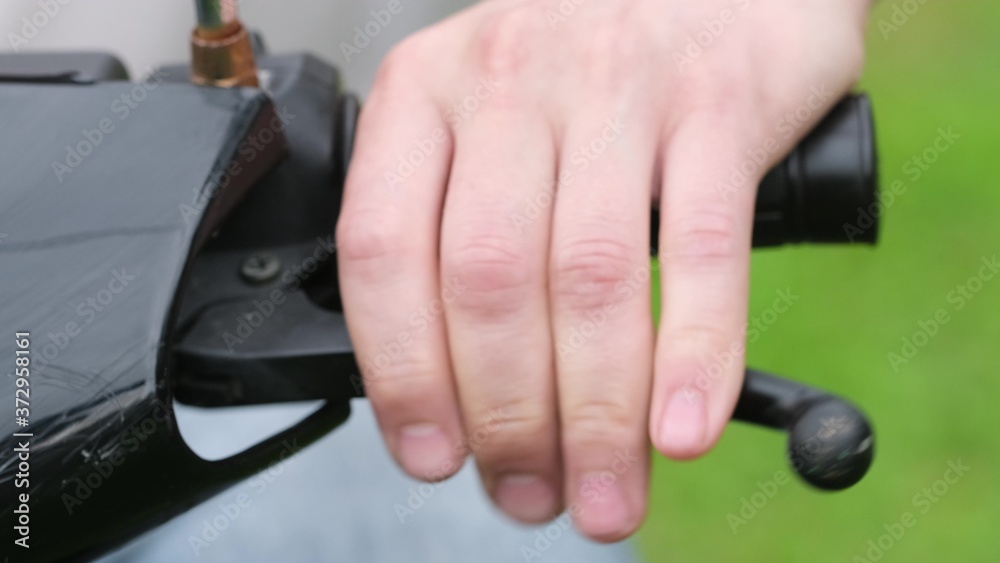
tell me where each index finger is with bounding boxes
[651,113,759,460]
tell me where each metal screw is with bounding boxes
[240,252,281,284]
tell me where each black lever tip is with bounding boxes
[787,398,874,491]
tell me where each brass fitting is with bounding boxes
[190,20,259,88]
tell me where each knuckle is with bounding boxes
[658,325,744,396]
[665,208,743,264]
[363,357,445,411]
[664,318,731,351]
[443,236,534,318]
[336,210,405,269]
[680,63,758,125]
[552,237,638,312]
[474,10,539,79]
[372,53,408,94]
[562,397,637,451]
[372,36,427,93]
[581,26,650,87]
[469,403,552,468]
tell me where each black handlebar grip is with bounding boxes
[649,94,878,252]
[333,93,877,251]
[754,94,878,246]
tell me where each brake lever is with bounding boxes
[732,369,874,490]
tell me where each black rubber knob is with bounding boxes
[734,369,875,491]
[787,398,875,491]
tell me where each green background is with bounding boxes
[638,2,1000,562]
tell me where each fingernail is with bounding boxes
[658,388,707,457]
[494,474,557,523]
[397,424,453,479]
[576,472,630,539]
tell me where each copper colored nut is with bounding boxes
[190,22,259,88]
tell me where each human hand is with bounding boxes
[337,0,870,541]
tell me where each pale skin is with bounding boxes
[337,0,872,542]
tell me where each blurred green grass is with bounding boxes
[637,2,1000,562]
